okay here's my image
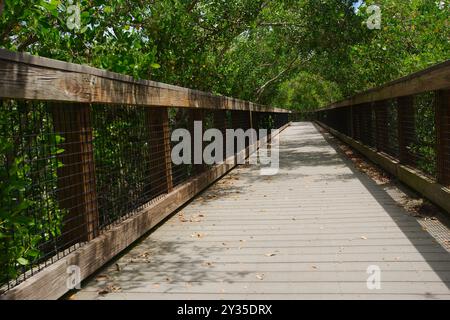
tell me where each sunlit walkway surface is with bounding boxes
[72,123,450,300]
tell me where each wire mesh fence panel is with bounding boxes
[92,104,159,230]
[412,92,437,178]
[386,100,400,158]
[1,100,78,290]
[316,90,444,181]
[170,108,194,188]
[360,104,375,148]
[0,49,294,296]
[436,90,450,187]
[0,98,289,293]
[353,106,362,142]
[374,100,399,158]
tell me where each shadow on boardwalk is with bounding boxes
[70,122,450,300]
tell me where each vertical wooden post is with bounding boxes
[397,96,416,165]
[374,100,389,152]
[435,89,450,186]
[146,107,173,196]
[245,110,252,157]
[189,108,205,174]
[230,111,244,158]
[52,104,99,245]
[214,110,227,161]
[253,112,260,140]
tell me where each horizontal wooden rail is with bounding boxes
[318,59,450,111]
[0,49,290,113]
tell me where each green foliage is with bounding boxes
[1,0,447,106]
[0,103,66,285]
[411,93,437,177]
[92,105,152,222]
[272,72,343,111]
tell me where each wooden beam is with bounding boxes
[213,110,227,158]
[52,104,99,244]
[0,123,291,300]
[319,60,450,111]
[0,49,290,114]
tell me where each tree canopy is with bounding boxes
[0,0,448,110]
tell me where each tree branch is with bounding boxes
[255,56,299,101]
[17,34,38,52]
[259,22,303,27]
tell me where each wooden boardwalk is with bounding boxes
[72,122,450,300]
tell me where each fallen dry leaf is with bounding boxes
[191,232,205,238]
[111,286,122,293]
[98,289,110,295]
[98,285,122,295]
[202,261,214,268]
[95,274,109,282]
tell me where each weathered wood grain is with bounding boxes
[0,49,290,113]
[319,60,450,110]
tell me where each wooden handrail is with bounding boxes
[0,49,290,113]
[318,59,450,111]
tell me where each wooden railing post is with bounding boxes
[436,89,450,186]
[253,111,260,140]
[242,111,251,155]
[230,111,244,158]
[397,96,416,165]
[213,110,227,160]
[147,108,173,196]
[52,104,99,245]
[189,108,206,174]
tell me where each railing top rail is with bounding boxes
[0,49,290,113]
[317,59,450,111]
